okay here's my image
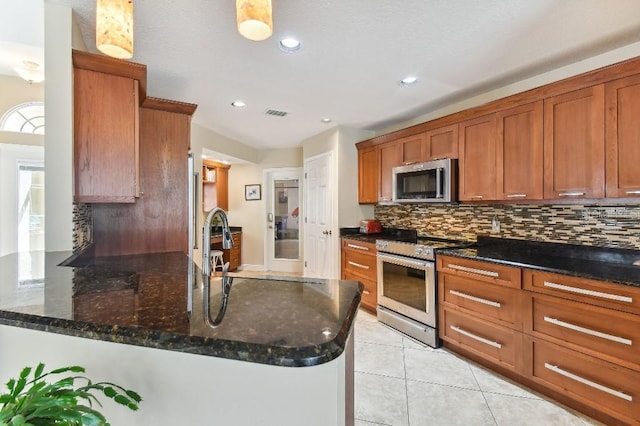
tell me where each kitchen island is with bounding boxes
[0,249,362,425]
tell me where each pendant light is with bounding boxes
[236,0,273,41]
[96,0,134,59]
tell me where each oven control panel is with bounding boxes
[376,240,435,261]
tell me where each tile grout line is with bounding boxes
[469,364,499,426]
[402,338,411,426]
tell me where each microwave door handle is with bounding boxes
[436,168,442,198]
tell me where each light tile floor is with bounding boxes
[353,309,603,426]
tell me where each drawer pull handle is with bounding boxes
[506,193,527,198]
[363,290,370,295]
[450,325,502,349]
[448,264,499,278]
[450,290,501,308]
[544,363,633,402]
[543,281,633,303]
[470,195,484,199]
[348,261,370,270]
[543,316,632,346]
[347,243,369,251]
[558,192,585,197]
[625,190,640,195]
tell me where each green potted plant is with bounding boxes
[0,363,141,426]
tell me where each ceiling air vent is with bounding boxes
[264,109,288,117]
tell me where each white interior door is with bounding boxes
[303,152,334,279]
[264,168,303,273]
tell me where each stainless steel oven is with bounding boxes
[376,237,469,348]
[376,240,438,347]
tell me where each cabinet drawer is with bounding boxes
[441,308,523,373]
[343,249,376,280]
[523,269,640,315]
[343,270,376,311]
[437,255,521,288]
[342,239,376,253]
[439,272,522,330]
[524,293,640,371]
[528,337,640,425]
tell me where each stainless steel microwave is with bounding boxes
[392,158,457,203]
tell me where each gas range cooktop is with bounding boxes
[376,234,470,261]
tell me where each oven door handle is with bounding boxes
[377,253,433,271]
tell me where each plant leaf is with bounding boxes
[125,390,142,403]
[49,366,84,375]
[32,364,44,381]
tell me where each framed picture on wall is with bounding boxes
[245,184,261,201]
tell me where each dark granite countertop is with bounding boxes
[0,250,362,367]
[439,236,640,287]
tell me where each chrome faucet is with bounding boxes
[202,207,233,276]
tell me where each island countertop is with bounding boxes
[0,249,362,367]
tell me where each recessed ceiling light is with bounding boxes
[321,118,332,123]
[231,100,246,108]
[279,37,302,53]
[399,76,418,87]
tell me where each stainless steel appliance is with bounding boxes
[392,158,457,203]
[376,237,466,347]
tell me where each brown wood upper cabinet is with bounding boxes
[458,114,498,201]
[377,141,402,203]
[399,133,425,164]
[202,160,230,211]
[496,101,544,201]
[358,146,377,204]
[605,75,640,198]
[423,124,459,161]
[543,85,605,199]
[74,68,140,203]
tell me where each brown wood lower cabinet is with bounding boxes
[211,232,242,271]
[441,308,523,373]
[341,238,377,313]
[437,255,640,425]
[527,336,640,426]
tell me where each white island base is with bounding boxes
[0,325,354,426]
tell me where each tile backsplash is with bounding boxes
[375,204,640,250]
[72,203,92,253]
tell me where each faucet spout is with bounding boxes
[202,207,233,276]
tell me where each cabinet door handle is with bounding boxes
[558,191,585,197]
[348,261,370,270]
[544,363,633,402]
[543,316,632,345]
[469,195,483,200]
[450,290,501,308]
[450,325,502,349]
[347,243,370,251]
[625,190,640,195]
[448,263,499,278]
[543,281,633,303]
[506,193,527,198]
[363,290,371,295]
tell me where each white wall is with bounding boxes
[44,2,73,252]
[0,75,43,114]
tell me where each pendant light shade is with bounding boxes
[96,0,134,59]
[236,0,273,41]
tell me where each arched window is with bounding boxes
[0,102,45,134]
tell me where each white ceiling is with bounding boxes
[5,1,640,150]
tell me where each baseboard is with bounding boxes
[238,264,266,272]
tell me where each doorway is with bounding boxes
[264,168,303,273]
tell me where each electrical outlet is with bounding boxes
[491,216,500,233]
